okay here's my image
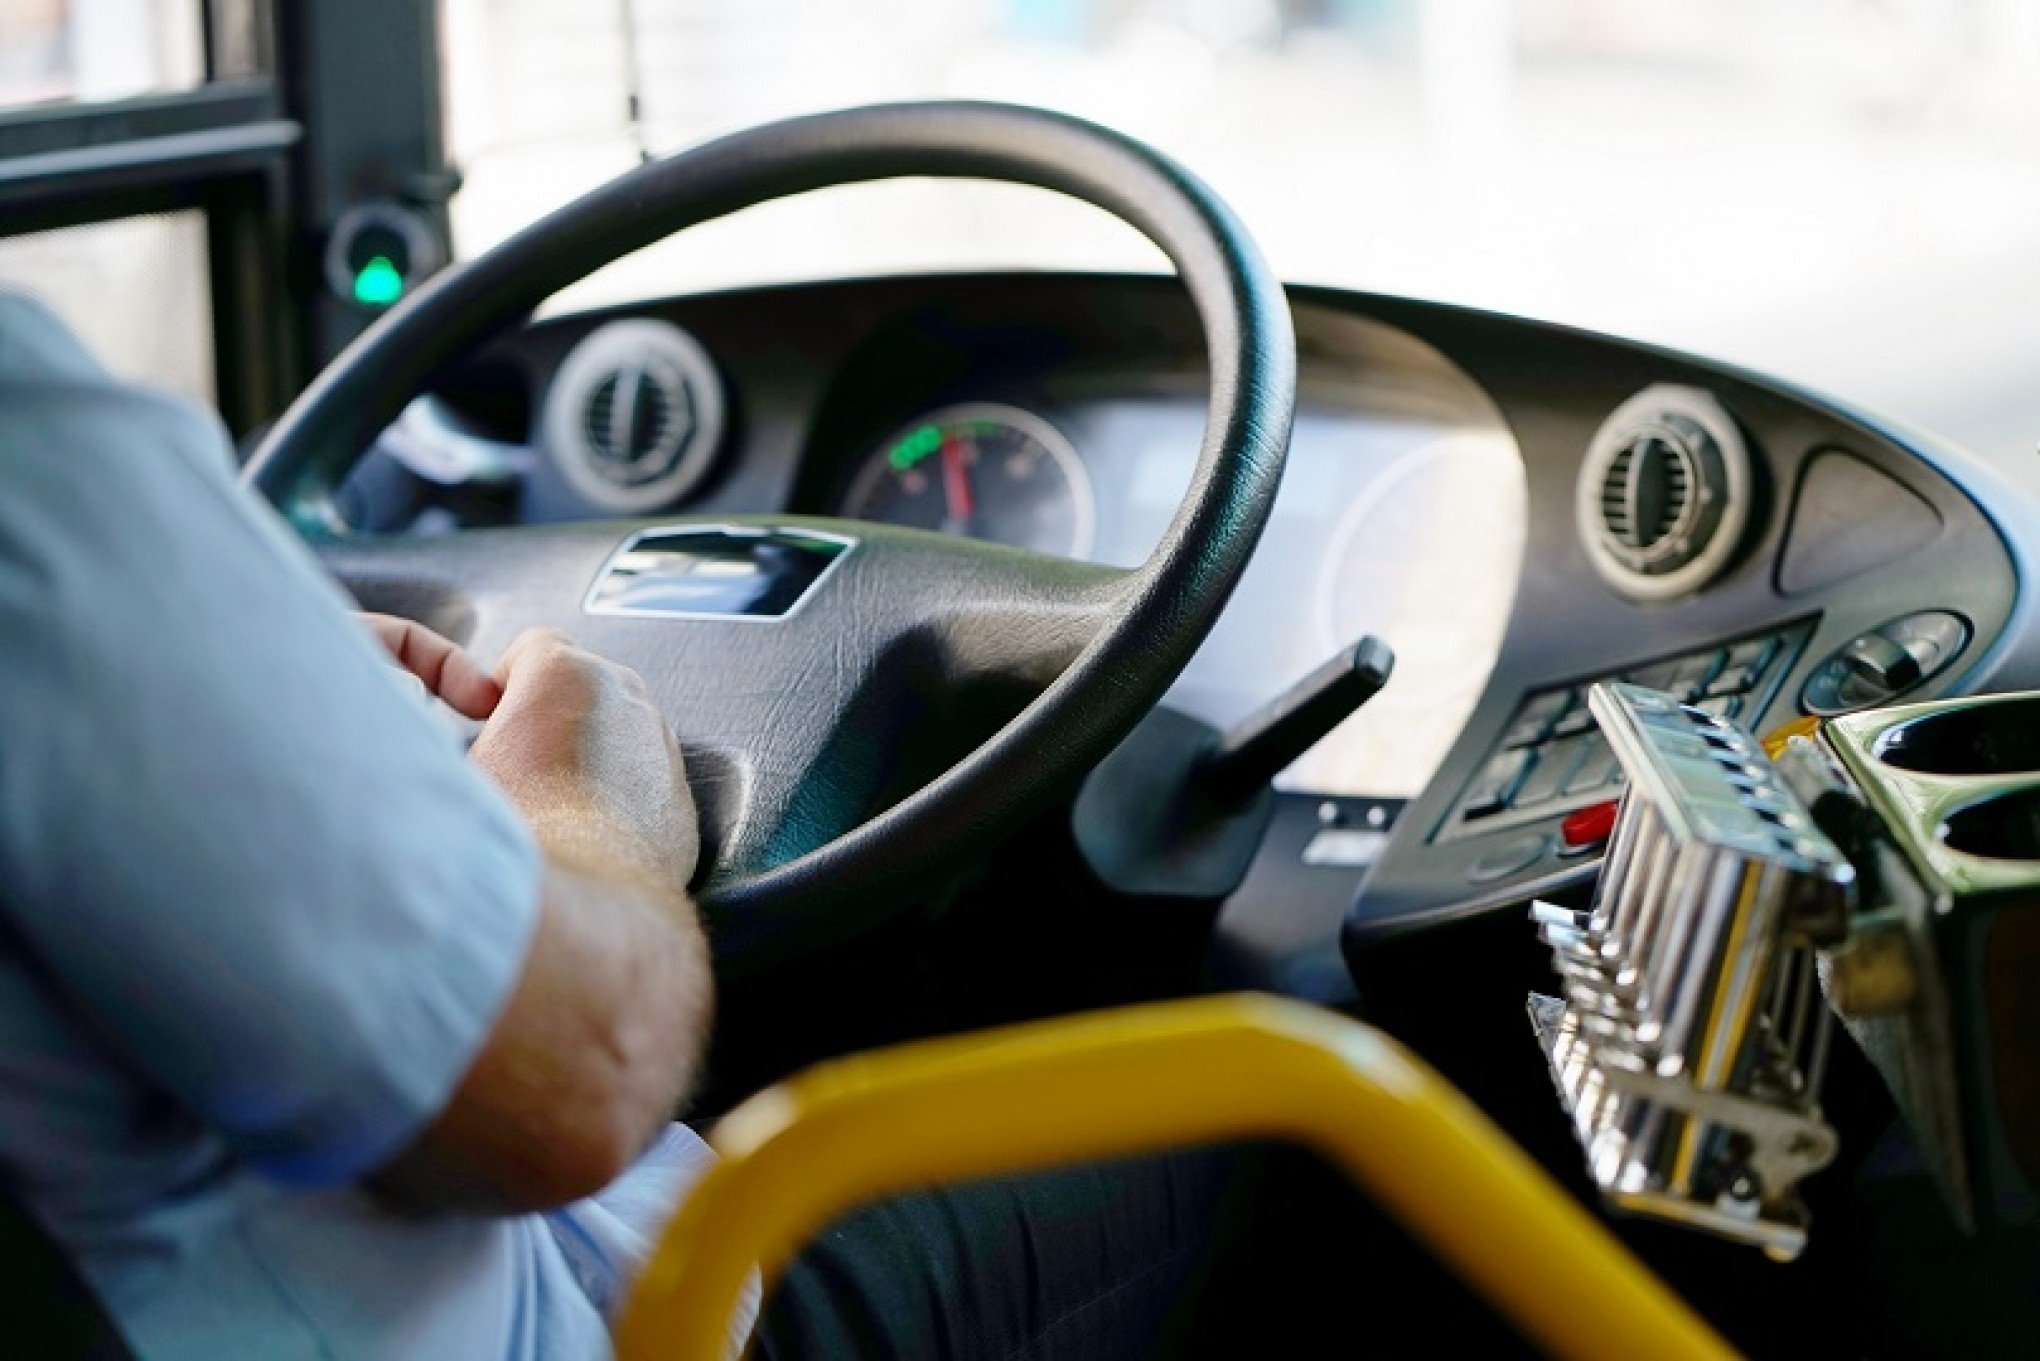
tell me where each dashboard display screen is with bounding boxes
[1061,400,1525,799]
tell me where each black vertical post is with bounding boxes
[273,0,456,367]
[204,0,293,439]
[205,166,296,437]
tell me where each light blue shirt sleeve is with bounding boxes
[0,295,542,1188]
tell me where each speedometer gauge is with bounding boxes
[840,403,1096,559]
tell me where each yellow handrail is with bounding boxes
[616,995,1735,1361]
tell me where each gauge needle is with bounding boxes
[939,432,976,534]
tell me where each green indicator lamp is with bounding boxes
[325,203,444,312]
[888,424,944,471]
[352,255,406,307]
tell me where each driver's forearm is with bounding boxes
[373,851,713,1214]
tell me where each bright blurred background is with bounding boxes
[9,0,2040,473]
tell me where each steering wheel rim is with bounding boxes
[246,102,1295,975]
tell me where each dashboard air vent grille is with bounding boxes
[1576,386,1751,602]
[541,319,726,513]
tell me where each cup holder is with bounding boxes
[1942,789,2040,862]
[1874,700,2040,777]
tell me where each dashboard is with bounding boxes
[343,272,2040,1001]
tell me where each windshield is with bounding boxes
[445,0,2040,467]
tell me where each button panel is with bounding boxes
[1440,622,1812,849]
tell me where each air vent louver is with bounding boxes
[1602,434,1692,551]
[581,362,692,486]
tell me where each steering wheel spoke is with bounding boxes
[852,527,1132,685]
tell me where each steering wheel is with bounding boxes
[244,102,1295,977]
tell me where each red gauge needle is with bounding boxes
[939,431,976,532]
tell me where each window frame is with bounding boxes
[0,1,295,436]
[0,0,458,441]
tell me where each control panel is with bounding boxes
[1437,620,1816,846]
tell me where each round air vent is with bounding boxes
[542,319,725,513]
[1576,385,1751,601]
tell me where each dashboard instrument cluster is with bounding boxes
[839,403,1097,559]
[819,329,1528,805]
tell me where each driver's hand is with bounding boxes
[361,612,504,720]
[468,628,701,893]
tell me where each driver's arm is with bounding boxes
[372,627,714,1213]
[0,294,711,1222]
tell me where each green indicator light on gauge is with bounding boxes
[352,255,406,307]
[888,424,944,471]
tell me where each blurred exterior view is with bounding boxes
[10,0,2040,472]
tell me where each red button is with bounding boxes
[1561,799,1620,852]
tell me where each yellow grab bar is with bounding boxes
[616,995,1734,1361]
